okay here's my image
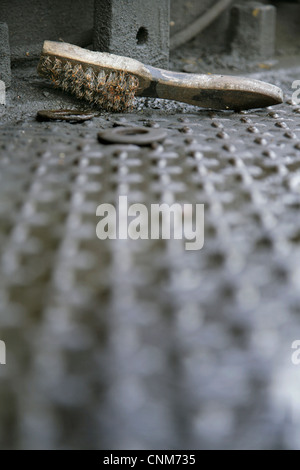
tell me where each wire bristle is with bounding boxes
[39,55,139,112]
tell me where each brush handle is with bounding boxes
[140,66,283,110]
[38,41,283,111]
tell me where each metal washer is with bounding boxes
[36,109,96,123]
[98,126,167,145]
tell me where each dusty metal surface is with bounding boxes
[0,63,300,449]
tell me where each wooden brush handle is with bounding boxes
[140,65,283,110]
[38,41,283,111]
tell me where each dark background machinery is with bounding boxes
[1,1,299,62]
[0,0,300,450]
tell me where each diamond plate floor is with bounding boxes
[0,64,300,449]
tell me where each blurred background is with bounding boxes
[1,0,300,449]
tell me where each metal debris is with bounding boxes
[36,109,97,123]
[98,126,167,145]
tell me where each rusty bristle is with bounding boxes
[38,55,139,112]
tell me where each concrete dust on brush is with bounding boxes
[37,40,283,113]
